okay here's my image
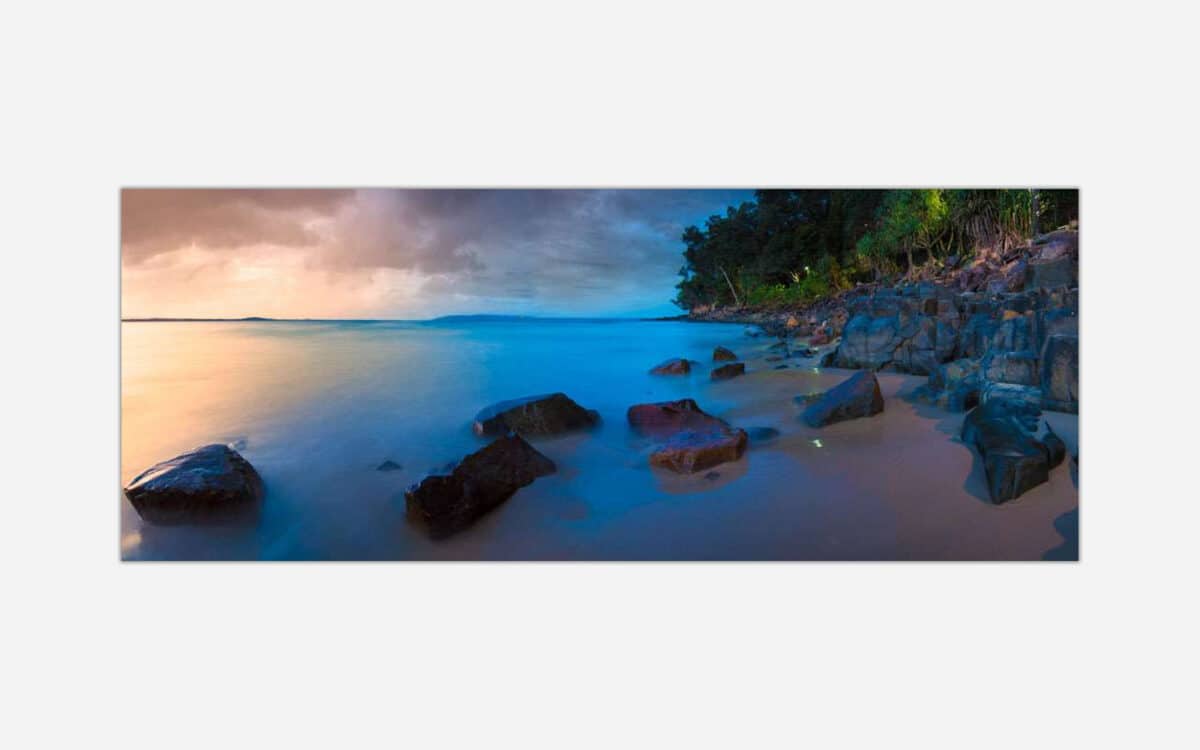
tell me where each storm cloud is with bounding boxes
[120,188,753,318]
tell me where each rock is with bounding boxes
[837,314,900,369]
[1043,426,1067,469]
[627,399,748,473]
[801,371,885,428]
[917,358,982,412]
[1040,334,1078,412]
[768,341,790,353]
[650,358,692,375]
[712,345,738,362]
[1026,256,1075,289]
[809,331,830,346]
[405,434,556,537]
[704,471,721,481]
[746,426,780,443]
[711,362,746,380]
[982,351,1039,387]
[819,350,838,367]
[124,444,265,524]
[785,316,800,329]
[961,400,1051,503]
[981,381,1044,413]
[473,392,600,438]
[377,460,402,472]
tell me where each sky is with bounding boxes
[120,188,755,319]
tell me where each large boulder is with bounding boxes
[712,345,739,362]
[1040,334,1079,412]
[124,444,265,524]
[961,399,1054,503]
[711,362,746,380]
[801,371,885,427]
[472,393,599,438]
[405,434,556,537]
[649,358,692,376]
[627,399,748,473]
[837,314,901,369]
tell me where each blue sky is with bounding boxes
[121,189,755,319]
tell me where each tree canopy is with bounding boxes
[674,189,1078,310]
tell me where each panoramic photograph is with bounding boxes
[120,188,1079,561]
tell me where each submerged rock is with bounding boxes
[649,357,692,375]
[711,362,746,380]
[472,392,599,438]
[627,399,748,473]
[712,345,739,362]
[745,426,781,444]
[801,371,885,428]
[405,434,556,537]
[377,460,402,472]
[124,444,264,524]
[961,399,1053,504]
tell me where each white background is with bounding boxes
[2,1,1198,748]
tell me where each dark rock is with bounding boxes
[650,358,692,375]
[405,434,556,537]
[1043,427,1067,469]
[981,381,1044,413]
[916,357,982,412]
[473,392,599,438]
[377,460,402,472]
[837,314,900,369]
[1026,255,1076,289]
[713,345,738,362]
[711,362,746,380]
[801,371,885,428]
[819,350,838,367]
[124,444,264,525]
[1040,334,1078,412]
[746,426,780,443]
[704,471,721,481]
[961,400,1050,503]
[627,399,748,473]
[982,350,1039,386]
[774,363,790,370]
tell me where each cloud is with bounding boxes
[120,188,753,317]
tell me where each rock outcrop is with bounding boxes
[800,371,885,428]
[473,393,600,438]
[124,444,265,524]
[712,345,738,362]
[627,399,748,473]
[405,434,556,537]
[960,399,1062,504]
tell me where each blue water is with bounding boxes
[121,318,772,560]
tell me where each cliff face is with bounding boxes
[692,228,1079,414]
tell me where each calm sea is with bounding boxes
[121,317,769,560]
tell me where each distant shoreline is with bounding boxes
[122,314,699,324]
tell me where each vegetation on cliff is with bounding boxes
[674,189,1078,311]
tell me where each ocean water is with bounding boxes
[121,318,769,560]
[121,318,1080,561]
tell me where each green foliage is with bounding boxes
[674,189,1078,310]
